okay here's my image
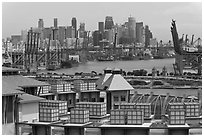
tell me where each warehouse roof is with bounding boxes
[2,81,24,96]
[19,94,45,104]
[98,71,134,91]
[3,75,50,88]
[96,68,112,89]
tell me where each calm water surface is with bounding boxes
[39,58,175,74]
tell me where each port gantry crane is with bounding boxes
[171,20,202,76]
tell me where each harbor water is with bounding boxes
[39,58,175,74]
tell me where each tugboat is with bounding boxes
[61,55,79,68]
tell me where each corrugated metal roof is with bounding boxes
[3,75,50,88]
[2,81,24,95]
[19,94,45,103]
[98,74,134,91]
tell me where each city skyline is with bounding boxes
[2,2,202,42]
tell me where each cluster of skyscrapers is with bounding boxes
[4,15,154,51]
[93,16,153,47]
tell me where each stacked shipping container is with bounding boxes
[39,100,68,115]
[127,110,144,125]
[113,103,151,118]
[169,109,185,125]
[168,103,185,125]
[110,109,126,125]
[135,103,151,118]
[75,102,106,116]
[39,107,59,122]
[70,108,89,124]
[120,103,135,109]
[110,109,144,125]
[50,81,71,93]
[184,102,200,117]
[74,81,96,91]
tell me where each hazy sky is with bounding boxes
[2,2,202,42]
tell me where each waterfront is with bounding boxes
[39,58,175,74]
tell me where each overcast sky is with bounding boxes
[2,2,202,42]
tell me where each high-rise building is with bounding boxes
[43,27,52,39]
[79,23,85,31]
[128,17,136,39]
[54,18,58,28]
[38,19,44,29]
[98,22,104,33]
[58,26,66,44]
[93,30,102,46]
[78,23,85,38]
[144,25,153,47]
[136,22,143,43]
[105,16,114,30]
[66,26,75,38]
[71,17,77,38]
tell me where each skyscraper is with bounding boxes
[128,17,136,39]
[78,23,85,38]
[38,19,44,29]
[105,16,114,30]
[136,22,143,43]
[144,25,153,47]
[79,23,85,31]
[71,17,77,38]
[54,18,58,28]
[66,26,75,38]
[98,22,104,33]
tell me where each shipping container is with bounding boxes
[169,109,185,125]
[110,109,126,125]
[50,81,71,93]
[39,107,59,122]
[135,103,151,118]
[126,109,144,125]
[39,100,68,114]
[41,85,51,94]
[184,102,200,117]
[70,108,89,124]
[120,103,136,109]
[168,103,185,110]
[75,102,106,116]
[87,82,96,90]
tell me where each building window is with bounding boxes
[121,96,126,101]
[114,96,119,102]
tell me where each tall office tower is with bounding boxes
[78,23,85,38]
[66,26,75,38]
[79,23,85,31]
[43,27,52,39]
[128,17,136,39]
[58,26,66,44]
[93,30,102,46]
[144,25,153,47]
[98,22,104,33]
[71,17,77,38]
[136,22,143,43]
[38,19,44,29]
[105,16,114,30]
[54,18,58,28]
